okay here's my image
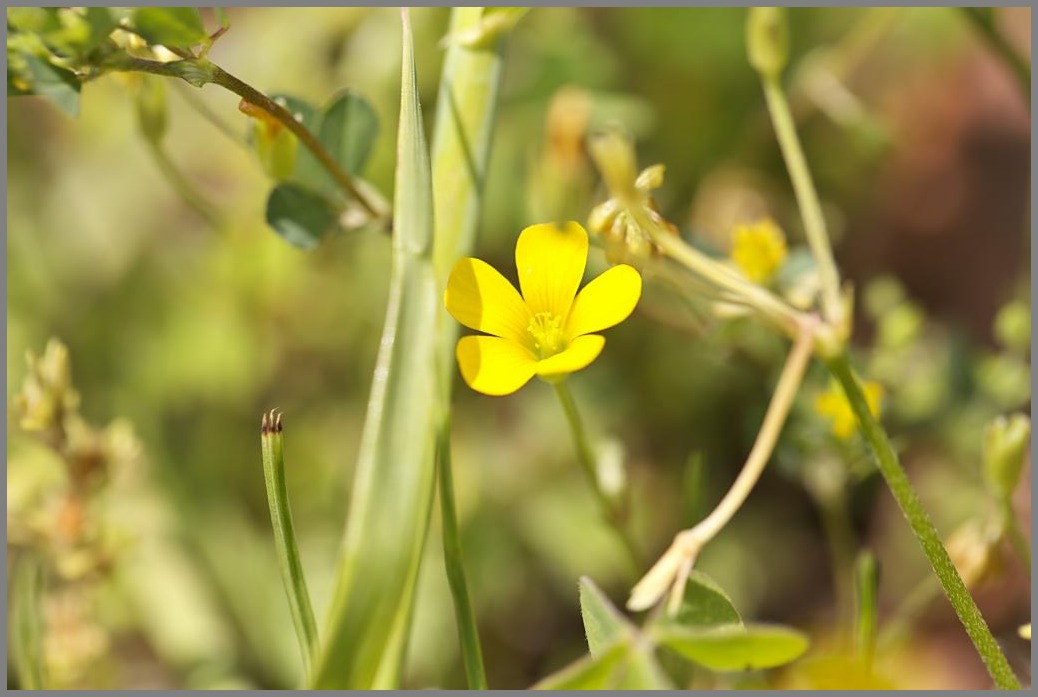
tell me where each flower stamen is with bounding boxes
[527,312,565,358]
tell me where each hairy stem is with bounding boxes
[827,353,1020,689]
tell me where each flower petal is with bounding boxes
[446,258,532,344]
[535,334,605,379]
[456,336,537,396]
[515,221,588,320]
[565,264,642,340]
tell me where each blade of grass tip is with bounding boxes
[9,552,47,689]
[311,8,439,688]
[260,409,319,682]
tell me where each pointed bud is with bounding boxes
[746,7,789,80]
[982,413,1030,505]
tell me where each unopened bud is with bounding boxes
[746,7,789,79]
[982,413,1030,505]
[635,164,666,192]
[588,128,639,202]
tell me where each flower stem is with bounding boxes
[9,552,46,689]
[260,410,319,682]
[436,417,488,690]
[553,380,641,575]
[144,139,223,227]
[759,75,844,330]
[1001,502,1031,574]
[629,324,815,612]
[826,353,1020,689]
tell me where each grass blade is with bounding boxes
[311,8,439,688]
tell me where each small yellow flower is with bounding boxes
[445,222,642,396]
[729,218,788,283]
[814,379,884,440]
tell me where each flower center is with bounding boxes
[527,312,565,359]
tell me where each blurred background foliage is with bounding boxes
[6,6,1031,689]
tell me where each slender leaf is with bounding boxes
[265,183,340,250]
[532,642,629,690]
[318,90,379,176]
[9,553,46,689]
[311,9,438,688]
[133,8,208,49]
[653,622,809,672]
[579,576,634,658]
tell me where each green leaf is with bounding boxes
[615,645,675,689]
[16,54,81,116]
[318,90,379,176]
[9,553,47,689]
[532,642,628,690]
[310,9,439,688]
[81,8,120,53]
[662,570,743,629]
[265,183,341,250]
[653,623,809,672]
[579,576,634,658]
[133,8,208,49]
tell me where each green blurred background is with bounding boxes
[7,7,1031,689]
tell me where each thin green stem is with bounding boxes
[629,324,816,612]
[1001,502,1031,573]
[760,76,844,330]
[145,140,223,226]
[853,551,879,673]
[260,410,319,682]
[172,80,249,147]
[553,380,641,576]
[961,8,1030,100]
[436,417,488,690]
[826,353,1020,689]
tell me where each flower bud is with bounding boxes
[746,7,789,80]
[982,413,1030,505]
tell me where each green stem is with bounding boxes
[961,8,1030,100]
[826,353,1020,689]
[145,139,223,226]
[853,551,879,673]
[553,380,641,575]
[760,75,843,330]
[260,410,319,682]
[436,417,488,690]
[1001,502,1031,573]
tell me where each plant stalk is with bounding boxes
[826,353,1020,689]
[760,75,844,330]
[260,410,319,682]
[553,380,641,576]
[436,418,488,689]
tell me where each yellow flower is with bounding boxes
[730,218,788,283]
[445,222,642,396]
[815,379,884,440]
